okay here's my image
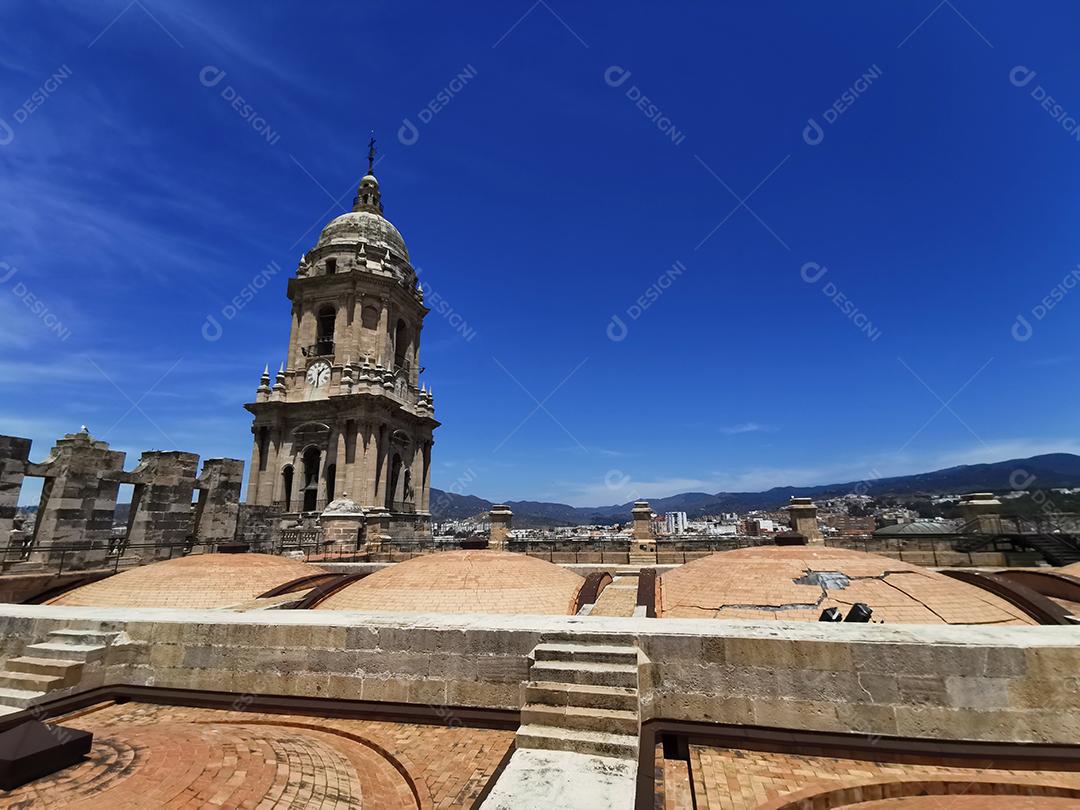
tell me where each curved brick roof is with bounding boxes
[313,550,584,615]
[49,553,322,610]
[659,545,1037,625]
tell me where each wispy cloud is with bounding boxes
[719,421,776,436]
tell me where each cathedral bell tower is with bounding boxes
[244,139,439,537]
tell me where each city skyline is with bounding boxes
[4,2,1080,507]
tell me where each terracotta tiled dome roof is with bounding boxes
[659,545,1036,625]
[48,553,322,610]
[313,550,584,615]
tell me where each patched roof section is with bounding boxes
[659,545,1036,625]
[48,553,322,610]
[313,550,584,615]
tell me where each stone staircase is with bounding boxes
[0,628,119,716]
[517,640,640,760]
[627,552,656,566]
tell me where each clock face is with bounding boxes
[306,361,331,388]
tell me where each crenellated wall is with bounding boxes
[0,432,245,569]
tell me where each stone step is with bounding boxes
[526,681,638,713]
[47,629,119,646]
[0,686,45,708]
[6,657,83,682]
[543,632,644,648]
[0,670,65,692]
[521,703,638,736]
[23,642,108,663]
[530,660,637,689]
[0,704,23,717]
[516,724,638,760]
[532,643,639,666]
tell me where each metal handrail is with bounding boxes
[300,339,335,358]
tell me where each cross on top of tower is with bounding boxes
[353,132,384,214]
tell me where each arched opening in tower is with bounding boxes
[302,446,320,513]
[316,305,336,357]
[386,452,403,510]
[281,464,294,512]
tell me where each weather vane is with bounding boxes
[367,132,376,174]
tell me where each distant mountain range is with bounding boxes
[429,453,1080,526]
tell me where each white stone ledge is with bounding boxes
[1,603,1077,648]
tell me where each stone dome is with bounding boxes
[316,210,409,260]
[313,550,584,615]
[659,545,1036,625]
[48,553,322,610]
[874,520,958,536]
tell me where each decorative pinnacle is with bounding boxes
[367,133,376,175]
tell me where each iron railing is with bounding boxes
[300,339,335,358]
[0,539,228,576]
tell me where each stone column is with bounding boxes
[195,458,244,549]
[317,427,337,509]
[489,504,512,550]
[631,500,657,556]
[786,497,823,544]
[365,506,391,552]
[297,303,316,360]
[412,323,422,387]
[289,444,303,512]
[632,501,654,542]
[256,425,281,505]
[958,492,1003,535]
[0,435,31,551]
[354,422,372,508]
[331,424,347,502]
[31,430,125,569]
[271,433,293,506]
[374,426,389,508]
[377,297,391,365]
[320,496,365,551]
[125,451,200,561]
[245,426,262,505]
[286,300,301,368]
[420,440,432,513]
[334,299,348,363]
[348,292,362,363]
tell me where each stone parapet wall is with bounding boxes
[0,606,1078,745]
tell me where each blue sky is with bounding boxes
[3,1,1080,507]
